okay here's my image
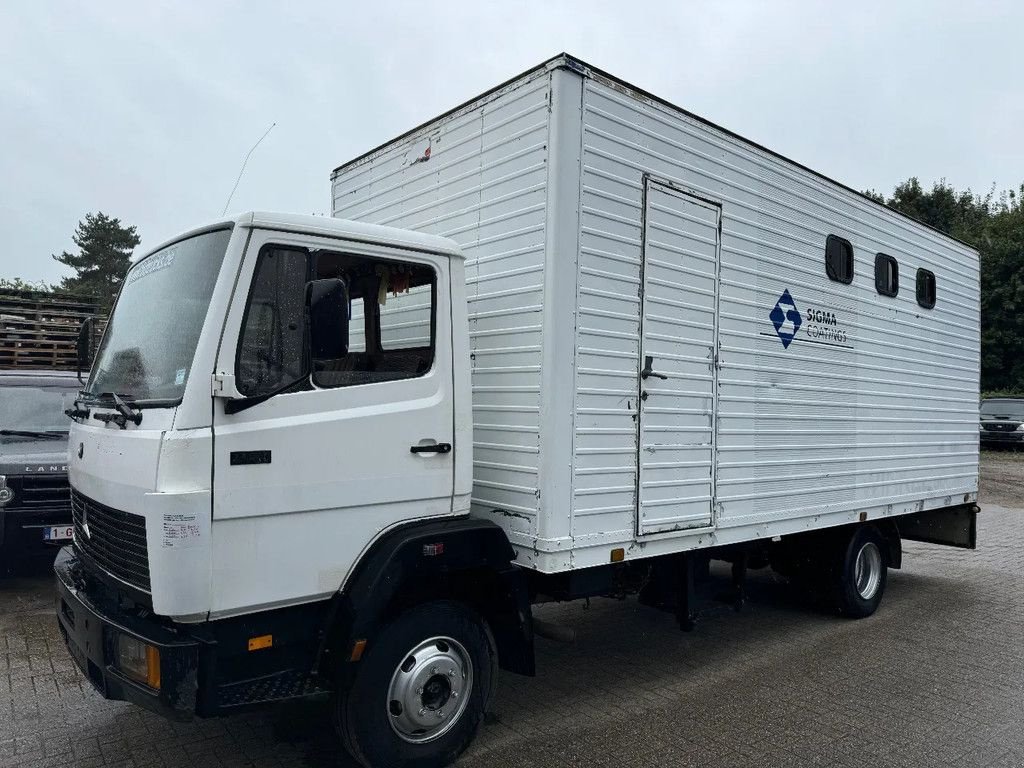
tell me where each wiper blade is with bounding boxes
[66,394,91,422]
[0,429,68,440]
[112,392,143,422]
[90,392,143,429]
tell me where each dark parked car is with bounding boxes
[0,370,78,575]
[979,397,1024,448]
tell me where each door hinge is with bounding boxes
[212,372,243,399]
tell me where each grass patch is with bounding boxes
[981,448,1024,460]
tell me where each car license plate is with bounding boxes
[44,525,74,542]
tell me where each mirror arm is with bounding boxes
[76,317,95,385]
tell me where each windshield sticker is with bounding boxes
[162,511,201,549]
[124,246,178,287]
[174,368,186,386]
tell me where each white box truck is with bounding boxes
[56,54,979,768]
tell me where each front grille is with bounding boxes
[983,422,1019,432]
[19,474,71,508]
[71,490,150,592]
[4,474,71,515]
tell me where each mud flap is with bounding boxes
[898,504,978,549]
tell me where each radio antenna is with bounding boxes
[221,122,276,215]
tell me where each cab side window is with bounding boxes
[312,250,436,388]
[236,246,436,394]
[236,247,308,397]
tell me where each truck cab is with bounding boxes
[56,213,524,767]
[64,213,471,617]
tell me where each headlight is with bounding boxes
[1016,424,1024,432]
[0,476,12,506]
[115,633,161,689]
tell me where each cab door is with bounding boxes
[209,228,455,617]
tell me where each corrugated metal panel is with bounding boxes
[331,70,552,536]
[330,58,979,570]
[576,76,979,542]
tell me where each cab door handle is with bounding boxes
[410,443,452,454]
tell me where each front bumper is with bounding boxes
[54,546,201,719]
[980,430,1024,445]
[0,506,71,572]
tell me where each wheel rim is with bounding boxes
[387,636,474,744]
[854,541,883,600]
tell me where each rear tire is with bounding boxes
[833,525,888,618]
[334,600,493,768]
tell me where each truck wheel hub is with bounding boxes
[387,636,473,743]
[854,541,882,600]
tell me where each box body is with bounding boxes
[331,55,979,572]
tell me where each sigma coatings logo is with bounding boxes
[803,307,848,344]
[767,289,852,350]
[769,289,801,348]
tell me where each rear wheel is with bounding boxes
[833,525,888,618]
[334,600,493,768]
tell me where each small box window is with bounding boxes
[916,268,936,309]
[875,253,899,297]
[825,235,854,284]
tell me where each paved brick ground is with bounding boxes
[1,457,1021,767]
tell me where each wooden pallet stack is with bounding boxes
[0,290,104,370]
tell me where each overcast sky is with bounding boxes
[1,1,1021,285]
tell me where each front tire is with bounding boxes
[833,525,888,618]
[334,600,494,768]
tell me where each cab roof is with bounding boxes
[133,211,463,264]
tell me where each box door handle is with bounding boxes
[410,443,452,454]
[641,355,668,380]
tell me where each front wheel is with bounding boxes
[334,600,494,768]
[833,525,888,618]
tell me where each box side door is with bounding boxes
[637,180,721,536]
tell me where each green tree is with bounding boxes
[52,212,140,308]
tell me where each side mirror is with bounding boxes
[307,278,349,364]
[76,317,96,384]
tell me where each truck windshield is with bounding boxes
[981,400,1024,420]
[0,382,78,437]
[84,228,232,405]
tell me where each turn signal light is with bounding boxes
[350,638,368,662]
[116,634,161,690]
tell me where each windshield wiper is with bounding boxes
[65,394,91,422]
[0,429,68,441]
[90,392,143,429]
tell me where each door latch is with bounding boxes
[410,443,452,454]
[641,356,668,380]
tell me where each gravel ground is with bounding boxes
[980,449,1024,507]
[0,454,1020,768]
